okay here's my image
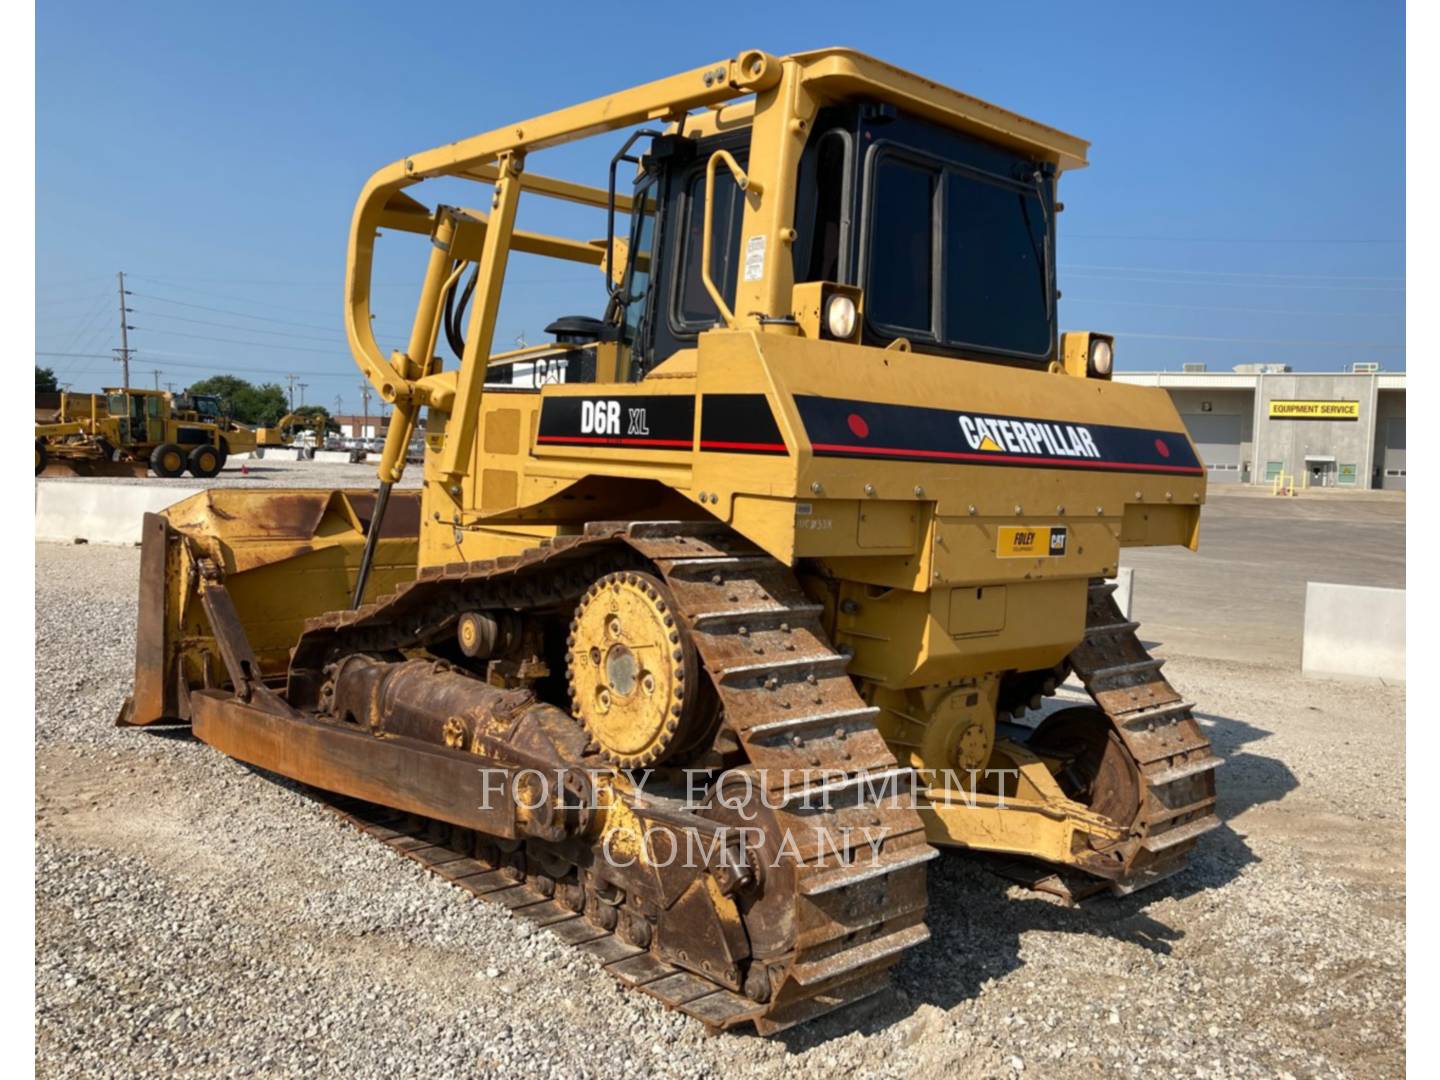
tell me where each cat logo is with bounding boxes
[996,525,1068,558]
[959,414,1101,460]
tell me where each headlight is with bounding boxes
[1089,338,1113,376]
[825,294,857,340]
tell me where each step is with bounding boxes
[799,844,940,896]
[1118,700,1195,728]
[1109,858,1187,897]
[1086,619,1140,637]
[1146,754,1223,787]
[662,554,773,571]
[691,602,825,626]
[717,653,848,682]
[782,766,915,808]
[1148,796,1219,825]
[1141,813,1222,853]
[1086,657,1165,682]
[745,705,881,738]
[789,923,931,987]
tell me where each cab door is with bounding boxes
[145,395,165,445]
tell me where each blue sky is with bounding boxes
[36,0,1404,411]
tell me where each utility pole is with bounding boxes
[298,382,309,407]
[115,271,134,389]
[285,373,299,412]
[358,381,372,440]
[165,381,176,393]
[150,369,162,391]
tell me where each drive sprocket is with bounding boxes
[567,571,704,768]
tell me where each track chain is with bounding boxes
[287,520,936,1033]
[1068,580,1222,894]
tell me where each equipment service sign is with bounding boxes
[1268,400,1360,421]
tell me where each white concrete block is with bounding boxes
[257,446,302,461]
[1112,567,1134,618]
[1303,581,1405,683]
[35,481,205,546]
[313,449,359,464]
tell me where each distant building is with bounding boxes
[332,414,389,441]
[1116,366,1405,490]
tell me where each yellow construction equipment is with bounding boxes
[254,411,318,447]
[122,49,1217,1032]
[36,387,254,478]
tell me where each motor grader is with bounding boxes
[36,387,252,478]
[122,48,1219,1033]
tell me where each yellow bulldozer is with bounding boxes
[121,49,1218,1033]
[36,387,256,478]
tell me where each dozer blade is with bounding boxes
[121,487,420,727]
[40,459,149,479]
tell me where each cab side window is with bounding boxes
[673,165,744,330]
[867,155,938,335]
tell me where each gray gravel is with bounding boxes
[35,540,1405,1078]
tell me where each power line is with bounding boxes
[127,290,349,333]
[1061,262,1405,283]
[1064,233,1404,246]
[36,350,361,380]
[1061,296,1403,319]
[129,325,351,356]
[1110,330,1403,349]
[1062,271,1404,293]
[132,308,347,343]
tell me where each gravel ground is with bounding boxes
[35,536,1405,1078]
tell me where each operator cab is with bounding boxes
[539,103,1058,381]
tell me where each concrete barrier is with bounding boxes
[313,449,361,464]
[1302,582,1405,683]
[1112,567,1134,618]
[35,480,204,546]
[256,446,303,461]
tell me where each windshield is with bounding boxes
[864,146,1052,358]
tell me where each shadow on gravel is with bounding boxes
[136,725,198,741]
[1194,707,1299,819]
[778,706,1286,1052]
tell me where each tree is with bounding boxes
[291,404,340,435]
[186,376,289,426]
[36,365,58,393]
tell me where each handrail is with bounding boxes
[701,149,762,328]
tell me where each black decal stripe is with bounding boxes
[537,395,695,452]
[699,394,788,455]
[797,395,1203,476]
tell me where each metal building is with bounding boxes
[1116,365,1406,490]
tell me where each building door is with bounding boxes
[1307,460,1337,488]
[1180,412,1242,485]
[1382,417,1406,491]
